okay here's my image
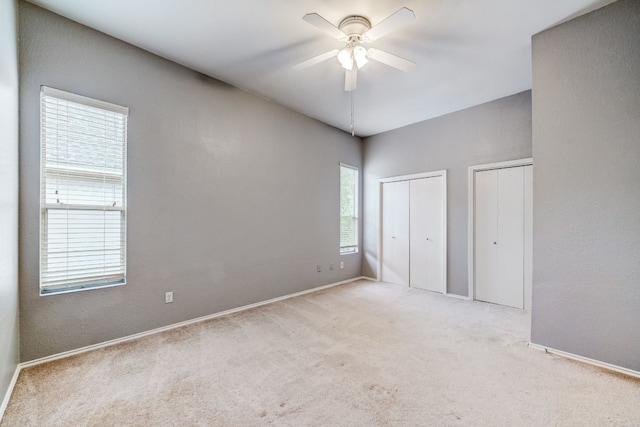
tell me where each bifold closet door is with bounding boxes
[409,177,444,292]
[523,165,533,310]
[382,180,410,286]
[475,167,525,309]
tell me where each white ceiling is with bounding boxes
[28,0,613,137]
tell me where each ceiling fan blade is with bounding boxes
[367,48,415,72]
[363,7,415,42]
[292,49,339,70]
[302,13,347,40]
[345,68,357,92]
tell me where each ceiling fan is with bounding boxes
[293,8,416,91]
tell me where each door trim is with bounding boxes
[377,170,447,294]
[468,158,532,302]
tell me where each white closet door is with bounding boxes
[475,166,527,309]
[474,170,499,304]
[496,167,525,309]
[409,176,444,292]
[382,180,410,286]
[524,165,533,310]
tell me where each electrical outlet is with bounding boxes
[165,291,173,304]
[330,263,334,270]
[340,261,345,269]
[317,265,321,272]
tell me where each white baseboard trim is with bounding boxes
[528,342,547,352]
[528,342,640,379]
[20,277,367,370]
[0,364,21,421]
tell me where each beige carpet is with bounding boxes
[2,279,639,426]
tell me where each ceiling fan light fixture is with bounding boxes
[296,8,416,93]
[353,45,368,69]
[338,47,354,70]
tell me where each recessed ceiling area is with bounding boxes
[27,0,614,137]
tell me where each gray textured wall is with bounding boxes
[531,0,640,371]
[0,0,20,408]
[362,92,532,296]
[19,2,361,361]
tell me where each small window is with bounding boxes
[340,163,359,254]
[40,87,128,295]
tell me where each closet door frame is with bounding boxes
[467,158,532,303]
[377,170,447,293]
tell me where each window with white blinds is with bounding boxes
[340,163,359,254]
[40,86,128,294]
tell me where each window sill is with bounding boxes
[340,250,359,256]
[40,279,126,297]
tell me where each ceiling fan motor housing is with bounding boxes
[339,15,371,42]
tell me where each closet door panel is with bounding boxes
[382,181,410,286]
[409,176,444,292]
[524,165,533,310]
[496,167,525,309]
[474,170,498,304]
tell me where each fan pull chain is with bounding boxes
[350,89,355,137]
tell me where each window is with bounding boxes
[340,163,359,254]
[40,87,128,294]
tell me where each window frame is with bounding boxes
[339,162,359,255]
[39,86,128,295]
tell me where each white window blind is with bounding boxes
[40,86,128,294]
[340,163,359,254]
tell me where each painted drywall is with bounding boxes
[19,2,362,361]
[0,0,20,411]
[362,92,532,296]
[531,0,640,371]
